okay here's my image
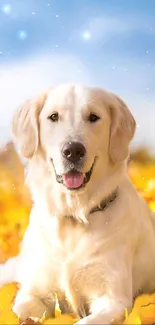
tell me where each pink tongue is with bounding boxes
[63,172,85,189]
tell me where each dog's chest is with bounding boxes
[57,217,87,255]
[43,214,90,264]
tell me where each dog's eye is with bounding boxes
[88,113,100,123]
[48,113,59,122]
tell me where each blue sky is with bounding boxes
[0,0,155,149]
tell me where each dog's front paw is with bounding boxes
[12,293,47,321]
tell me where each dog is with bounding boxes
[1,84,155,324]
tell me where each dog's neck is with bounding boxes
[61,187,118,223]
[89,187,118,214]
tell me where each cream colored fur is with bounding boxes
[1,84,155,324]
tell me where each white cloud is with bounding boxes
[0,52,155,151]
[80,16,133,42]
[125,96,155,151]
[91,17,130,40]
[0,53,92,147]
[80,15,154,42]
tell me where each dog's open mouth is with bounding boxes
[63,171,85,189]
[55,159,96,190]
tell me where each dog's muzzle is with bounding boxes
[53,158,97,190]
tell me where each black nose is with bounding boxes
[62,142,86,163]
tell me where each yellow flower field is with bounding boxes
[0,145,155,324]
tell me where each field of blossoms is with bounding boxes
[0,144,155,325]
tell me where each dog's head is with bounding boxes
[12,84,136,191]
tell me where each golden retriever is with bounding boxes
[1,84,155,324]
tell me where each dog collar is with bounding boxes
[90,187,118,214]
[64,188,118,220]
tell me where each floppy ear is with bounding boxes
[109,94,136,163]
[12,92,48,158]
